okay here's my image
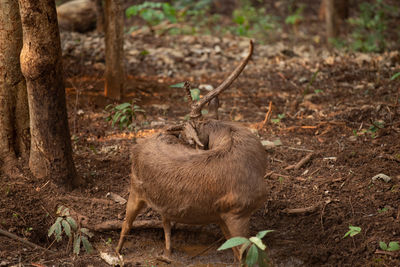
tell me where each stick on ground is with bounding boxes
[0,228,54,253]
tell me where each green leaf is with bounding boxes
[391,72,400,81]
[126,6,139,18]
[190,88,201,101]
[218,237,250,250]
[249,236,266,250]
[66,217,77,231]
[54,219,62,241]
[387,241,400,251]
[257,249,270,267]
[256,230,274,239]
[245,244,259,266]
[80,228,94,238]
[81,235,93,253]
[170,82,185,88]
[62,219,71,238]
[112,112,122,127]
[343,225,361,238]
[115,103,131,110]
[48,218,61,237]
[104,104,113,111]
[73,235,81,255]
[379,241,388,250]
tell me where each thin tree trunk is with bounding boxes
[325,0,338,41]
[18,0,81,189]
[0,0,29,176]
[94,0,105,32]
[104,0,124,100]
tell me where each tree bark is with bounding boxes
[0,0,30,176]
[93,0,105,32]
[18,0,81,189]
[324,0,339,41]
[104,0,124,100]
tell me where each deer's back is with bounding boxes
[130,121,267,224]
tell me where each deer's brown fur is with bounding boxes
[116,41,267,261]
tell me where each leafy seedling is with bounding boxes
[271,114,285,124]
[105,100,145,131]
[48,206,94,255]
[218,230,274,267]
[379,241,400,252]
[343,225,361,238]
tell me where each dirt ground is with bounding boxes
[1,3,400,267]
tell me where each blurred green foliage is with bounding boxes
[125,0,398,52]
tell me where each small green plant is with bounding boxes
[377,207,388,213]
[285,4,305,25]
[126,2,178,27]
[271,114,285,124]
[230,1,277,41]
[379,241,400,251]
[367,121,384,138]
[105,101,145,131]
[218,230,274,267]
[343,225,361,238]
[48,206,93,255]
[347,0,396,52]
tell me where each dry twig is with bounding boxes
[285,153,313,170]
[257,101,273,129]
[282,199,331,215]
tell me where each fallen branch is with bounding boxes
[87,219,162,232]
[281,200,331,215]
[0,228,54,253]
[285,153,313,170]
[85,219,206,232]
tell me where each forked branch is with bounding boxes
[189,40,254,119]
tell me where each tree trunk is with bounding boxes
[104,0,124,100]
[94,0,105,32]
[0,0,30,176]
[18,0,81,189]
[324,0,338,41]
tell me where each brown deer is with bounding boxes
[116,40,268,261]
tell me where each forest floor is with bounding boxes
[1,13,400,267]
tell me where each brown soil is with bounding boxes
[1,5,400,267]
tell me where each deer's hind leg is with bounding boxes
[116,192,146,253]
[220,214,250,262]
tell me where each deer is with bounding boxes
[116,40,268,262]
